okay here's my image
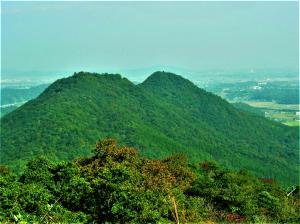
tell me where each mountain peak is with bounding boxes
[144,71,187,82]
[140,71,209,101]
[141,71,196,90]
[39,71,131,99]
[73,71,122,81]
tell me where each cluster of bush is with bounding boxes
[1,139,299,223]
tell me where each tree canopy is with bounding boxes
[1,139,299,223]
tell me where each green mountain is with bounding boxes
[231,102,265,117]
[0,72,298,184]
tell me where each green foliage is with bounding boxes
[258,191,281,217]
[20,157,55,187]
[232,102,265,116]
[186,161,300,223]
[0,165,88,223]
[1,71,298,185]
[0,140,299,223]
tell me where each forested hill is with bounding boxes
[0,71,298,185]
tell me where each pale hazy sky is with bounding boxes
[1,1,299,77]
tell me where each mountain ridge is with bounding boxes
[1,71,298,185]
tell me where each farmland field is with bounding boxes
[243,101,299,126]
[243,101,299,111]
[283,120,300,126]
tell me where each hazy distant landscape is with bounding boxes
[1,1,299,223]
[2,69,298,127]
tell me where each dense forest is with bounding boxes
[231,103,264,117]
[1,139,299,223]
[1,72,298,185]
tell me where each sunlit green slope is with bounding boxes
[0,71,298,184]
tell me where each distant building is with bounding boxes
[264,112,270,118]
[252,86,262,90]
[258,82,267,86]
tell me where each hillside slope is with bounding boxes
[0,71,298,184]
